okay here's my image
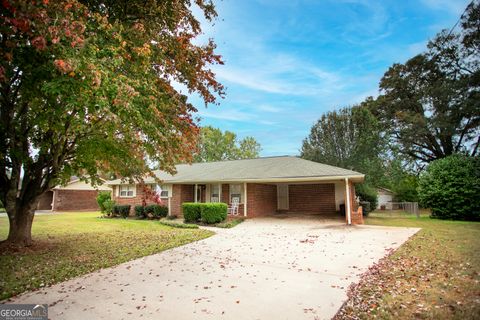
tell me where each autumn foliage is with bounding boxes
[0,0,224,246]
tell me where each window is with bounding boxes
[119,185,135,197]
[229,184,243,203]
[211,184,220,202]
[154,184,171,198]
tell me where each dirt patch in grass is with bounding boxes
[0,212,213,300]
[335,215,480,319]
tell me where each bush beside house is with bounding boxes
[135,204,168,219]
[418,155,479,221]
[113,205,131,218]
[96,191,111,213]
[182,202,228,224]
[182,203,202,222]
[356,184,378,215]
[200,203,228,224]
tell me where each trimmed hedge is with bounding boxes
[144,204,168,219]
[135,205,145,219]
[153,205,168,218]
[113,205,131,218]
[200,203,228,224]
[182,202,227,224]
[144,204,155,216]
[182,203,202,222]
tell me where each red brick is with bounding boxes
[288,184,336,215]
[52,189,104,211]
[246,183,277,217]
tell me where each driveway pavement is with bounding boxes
[8,216,419,320]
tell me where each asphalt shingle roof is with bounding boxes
[108,156,364,184]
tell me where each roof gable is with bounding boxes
[108,156,364,184]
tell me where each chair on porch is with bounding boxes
[228,197,240,216]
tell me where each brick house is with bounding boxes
[37,178,112,211]
[108,156,365,224]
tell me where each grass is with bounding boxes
[336,212,480,319]
[0,212,214,301]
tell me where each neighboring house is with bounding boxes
[37,178,112,211]
[107,156,365,224]
[377,187,394,210]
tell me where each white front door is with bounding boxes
[277,184,289,210]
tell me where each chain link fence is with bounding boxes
[376,202,420,217]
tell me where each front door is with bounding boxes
[277,184,289,210]
[196,185,203,203]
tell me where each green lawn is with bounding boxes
[0,212,214,300]
[336,212,480,319]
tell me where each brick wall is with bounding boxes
[113,184,194,217]
[171,184,194,216]
[37,191,53,210]
[345,181,363,224]
[288,184,336,215]
[246,183,277,217]
[52,189,103,211]
[113,184,146,210]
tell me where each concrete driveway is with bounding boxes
[8,216,419,320]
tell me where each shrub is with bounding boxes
[96,191,111,213]
[103,199,115,217]
[359,201,371,217]
[135,205,146,219]
[355,183,378,215]
[144,204,155,217]
[418,155,480,221]
[200,203,228,224]
[167,214,178,220]
[182,203,202,222]
[158,220,199,229]
[152,205,168,219]
[113,205,131,218]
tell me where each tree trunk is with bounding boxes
[5,204,36,247]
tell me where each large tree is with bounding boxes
[0,0,224,247]
[194,126,261,162]
[301,106,386,186]
[375,1,480,164]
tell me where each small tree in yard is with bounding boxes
[418,155,480,221]
[0,0,224,247]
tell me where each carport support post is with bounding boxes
[345,178,352,225]
[243,182,247,217]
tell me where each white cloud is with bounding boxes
[197,107,253,122]
[257,104,283,113]
[214,56,345,97]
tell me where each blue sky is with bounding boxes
[188,0,470,156]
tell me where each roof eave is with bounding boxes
[107,174,365,185]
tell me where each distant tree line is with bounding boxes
[194,126,261,162]
[301,1,479,218]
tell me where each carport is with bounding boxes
[109,156,365,224]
